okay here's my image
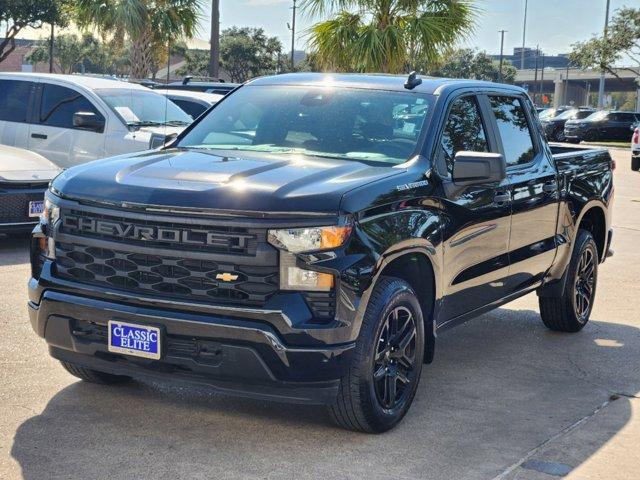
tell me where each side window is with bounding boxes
[489,96,536,166]
[171,99,207,119]
[440,96,489,175]
[39,84,104,131]
[0,79,33,123]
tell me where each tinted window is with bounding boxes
[440,96,489,175]
[0,79,33,123]
[172,99,207,119]
[612,113,637,122]
[39,84,104,130]
[179,85,434,165]
[489,96,536,166]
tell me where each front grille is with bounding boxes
[55,242,279,306]
[0,190,45,223]
[59,208,261,255]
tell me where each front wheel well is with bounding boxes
[578,206,606,261]
[379,252,436,362]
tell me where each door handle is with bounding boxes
[494,192,511,204]
[542,182,557,194]
[31,133,47,140]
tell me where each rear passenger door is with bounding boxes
[487,94,559,295]
[437,94,513,323]
[29,82,107,168]
[0,78,36,149]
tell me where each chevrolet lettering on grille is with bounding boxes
[62,214,254,251]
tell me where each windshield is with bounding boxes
[178,85,434,165]
[538,109,556,120]
[585,111,608,122]
[97,88,193,127]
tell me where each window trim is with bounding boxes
[485,93,542,171]
[433,92,498,179]
[34,82,106,133]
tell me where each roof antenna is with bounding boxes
[404,71,422,90]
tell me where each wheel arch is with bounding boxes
[576,203,608,262]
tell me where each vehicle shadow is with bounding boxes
[0,234,30,267]
[11,309,640,480]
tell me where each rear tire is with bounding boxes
[60,361,130,385]
[329,277,425,433]
[539,230,598,332]
[632,156,640,172]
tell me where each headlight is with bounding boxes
[267,225,352,253]
[268,225,352,292]
[41,197,60,226]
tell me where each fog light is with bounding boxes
[280,252,334,291]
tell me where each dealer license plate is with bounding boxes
[29,200,44,218]
[108,320,161,360]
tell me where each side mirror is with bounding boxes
[452,151,506,186]
[73,111,105,133]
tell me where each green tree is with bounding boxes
[428,48,517,83]
[219,27,284,82]
[74,0,203,79]
[300,0,477,73]
[0,0,67,63]
[176,49,210,77]
[27,33,94,74]
[570,7,640,78]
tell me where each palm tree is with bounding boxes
[75,0,203,79]
[300,0,478,73]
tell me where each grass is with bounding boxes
[581,141,630,149]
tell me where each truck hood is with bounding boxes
[51,148,404,215]
[0,144,61,182]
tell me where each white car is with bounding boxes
[0,73,193,169]
[632,125,639,171]
[153,89,223,120]
[0,144,60,233]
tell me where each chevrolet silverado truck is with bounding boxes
[28,74,614,433]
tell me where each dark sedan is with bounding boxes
[564,111,640,143]
[541,108,595,142]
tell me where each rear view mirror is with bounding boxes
[73,111,105,133]
[452,152,506,186]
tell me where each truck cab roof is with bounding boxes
[247,73,527,96]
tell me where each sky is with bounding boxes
[197,0,632,56]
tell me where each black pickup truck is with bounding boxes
[29,74,614,433]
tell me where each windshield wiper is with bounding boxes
[127,120,165,128]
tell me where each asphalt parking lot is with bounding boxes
[1,147,639,480]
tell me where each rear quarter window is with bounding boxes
[0,79,33,123]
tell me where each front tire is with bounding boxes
[539,230,598,332]
[60,361,131,385]
[329,277,425,433]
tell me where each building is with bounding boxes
[492,47,570,70]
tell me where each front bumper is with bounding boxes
[28,268,356,405]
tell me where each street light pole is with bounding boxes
[498,30,507,82]
[290,0,297,71]
[49,23,54,73]
[208,0,220,80]
[597,0,611,109]
[521,0,528,70]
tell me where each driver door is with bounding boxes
[437,94,513,324]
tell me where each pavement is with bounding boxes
[1,147,639,480]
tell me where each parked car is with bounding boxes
[538,106,572,121]
[632,125,640,171]
[541,107,595,142]
[0,73,193,169]
[564,110,640,143]
[153,89,223,120]
[0,144,60,234]
[158,77,239,95]
[29,74,614,433]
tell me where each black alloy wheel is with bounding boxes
[573,247,596,322]
[373,306,417,410]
